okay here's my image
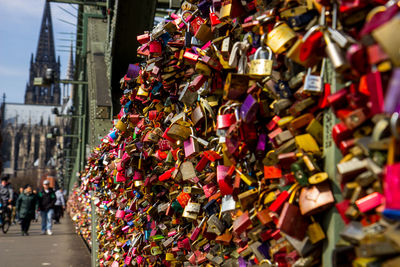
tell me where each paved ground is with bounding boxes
[0,216,91,267]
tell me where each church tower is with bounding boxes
[25,1,61,105]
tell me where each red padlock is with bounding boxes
[217,165,234,195]
[216,113,236,129]
[149,41,162,56]
[189,75,207,92]
[365,71,384,116]
[267,116,281,131]
[300,30,324,62]
[346,43,368,76]
[159,167,176,182]
[332,122,353,147]
[209,8,221,26]
[190,16,205,35]
[137,33,150,44]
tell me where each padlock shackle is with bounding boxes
[180,10,193,30]
[254,46,273,61]
[260,33,268,48]
[302,25,322,42]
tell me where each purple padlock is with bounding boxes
[197,0,211,17]
[126,64,140,80]
[240,94,258,123]
[384,68,400,114]
[256,133,267,156]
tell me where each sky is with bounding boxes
[0,0,77,103]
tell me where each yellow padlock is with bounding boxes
[165,253,176,261]
[266,22,297,54]
[115,120,127,132]
[295,133,320,154]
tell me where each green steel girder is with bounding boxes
[59,79,88,85]
[47,0,107,7]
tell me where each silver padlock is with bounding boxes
[303,63,324,95]
[327,3,356,49]
[221,195,236,213]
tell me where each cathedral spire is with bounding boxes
[25,1,61,105]
[36,1,56,63]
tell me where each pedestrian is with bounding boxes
[37,180,56,235]
[16,184,37,236]
[54,187,65,224]
[11,190,19,225]
[16,188,23,223]
[33,189,39,222]
[0,176,14,220]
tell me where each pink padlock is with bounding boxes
[115,209,125,219]
[384,162,400,210]
[133,171,143,181]
[136,255,144,264]
[115,171,126,182]
[355,192,384,213]
[184,137,199,158]
[203,183,217,198]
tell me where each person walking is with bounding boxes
[37,180,56,235]
[54,187,65,224]
[0,176,14,222]
[16,185,37,236]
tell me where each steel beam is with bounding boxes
[47,0,107,7]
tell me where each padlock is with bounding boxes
[249,36,274,78]
[183,201,201,220]
[221,195,236,213]
[217,165,234,195]
[180,161,197,181]
[166,123,191,141]
[277,186,308,240]
[223,73,249,100]
[303,67,323,95]
[323,32,349,73]
[372,14,400,67]
[209,6,221,26]
[149,41,162,56]
[184,136,199,158]
[216,104,237,130]
[221,36,231,59]
[267,22,297,54]
[207,214,225,236]
[239,93,258,123]
[232,210,252,234]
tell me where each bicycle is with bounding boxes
[0,202,11,234]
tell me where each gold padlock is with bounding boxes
[219,3,232,20]
[167,124,191,141]
[249,36,274,78]
[267,22,297,54]
[115,120,127,132]
[307,217,326,244]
